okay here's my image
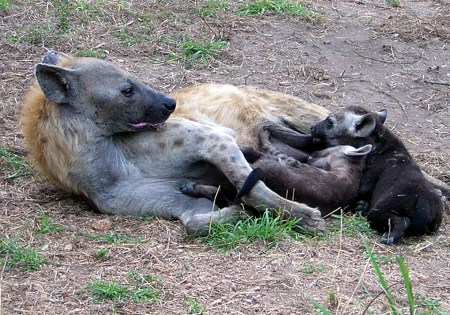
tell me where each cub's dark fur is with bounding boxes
[241,144,372,217]
[311,106,444,244]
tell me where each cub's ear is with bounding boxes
[354,113,376,138]
[34,63,78,104]
[374,109,387,124]
[345,144,372,158]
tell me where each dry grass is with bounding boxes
[1,0,449,314]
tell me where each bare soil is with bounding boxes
[1,1,449,314]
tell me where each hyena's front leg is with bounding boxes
[197,127,326,233]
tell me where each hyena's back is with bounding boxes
[171,84,330,148]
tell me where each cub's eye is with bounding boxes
[121,86,134,97]
[326,119,333,128]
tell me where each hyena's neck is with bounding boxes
[21,86,99,192]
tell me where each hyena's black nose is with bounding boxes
[162,96,176,113]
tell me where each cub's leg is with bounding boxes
[267,123,316,151]
[366,209,411,245]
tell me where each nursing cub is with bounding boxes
[311,106,444,244]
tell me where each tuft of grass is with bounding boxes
[74,49,106,58]
[87,278,160,303]
[35,211,66,234]
[0,237,48,272]
[195,0,228,17]
[113,25,153,47]
[328,212,373,237]
[237,0,322,20]
[186,297,206,314]
[90,233,144,244]
[414,295,449,315]
[386,0,400,7]
[127,269,161,284]
[87,280,130,302]
[197,210,300,252]
[0,146,33,180]
[94,248,109,260]
[0,0,11,9]
[299,262,325,275]
[168,37,229,66]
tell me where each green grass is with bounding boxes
[328,212,374,237]
[74,49,106,59]
[195,0,228,17]
[0,237,48,272]
[0,0,11,9]
[237,0,322,20]
[311,239,448,314]
[87,280,130,302]
[113,26,153,47]
[197,210,300,252]
[299,262,325,275]
[386,0,400,7]
[87,277,160,303]
[94,248,109,260]
[127,269,161,284]
[167,37,229,66]
[0,146,33,180]
[186,297,206,314]
[88,232,144,244]
[35,211,66,234]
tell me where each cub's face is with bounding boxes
[311,106,386,148]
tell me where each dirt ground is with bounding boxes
[1,0,449,314]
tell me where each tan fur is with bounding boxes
[171,84,330,148]
[21,86,78,191]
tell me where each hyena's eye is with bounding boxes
[121,86,134,97]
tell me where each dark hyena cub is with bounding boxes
[311,106,444,244]
[241,144,372,217]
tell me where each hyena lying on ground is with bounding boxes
[310,106,444,244]
[21,52,325,235]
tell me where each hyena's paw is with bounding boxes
[180,181,197,194]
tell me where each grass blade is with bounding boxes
[397,256,415,314]
[362,239,399,314]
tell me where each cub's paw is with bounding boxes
[180,181,197,194]
[379,235,394,245]
[435,189,448,204]
[355,200,370,215]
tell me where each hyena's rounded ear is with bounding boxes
[374,109,387,124]
[354,113,376,138]
[42,51,70,65]
[34,63,78,104]
[345,144,372,158]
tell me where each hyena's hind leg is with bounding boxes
[194,124,325,233]
[180,181,231,207]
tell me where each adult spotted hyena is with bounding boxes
[21,52,325,235]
